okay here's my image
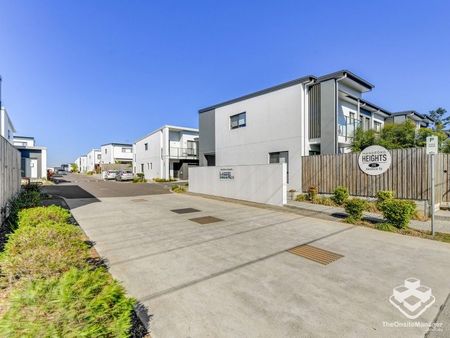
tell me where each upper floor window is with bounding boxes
[122,147,132,153]
[97,154,101,160]
[230,112,246,129]
[105,148,108,154]
[7,129,11,140]
[374,121,382,132]
[144,143,148,151]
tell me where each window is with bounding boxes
[269,151,289,182]
[105,148,108,154]
[144,143,148,151]
[7,129,11,140]
[97,154,101,160]
[230,112,246,129]
[141,163,144,173]
[374,121,382,132]
[122,147,132,153]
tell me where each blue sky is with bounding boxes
[1,0,449,166]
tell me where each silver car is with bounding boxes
[116,170,134,181]
[104,170,119,180]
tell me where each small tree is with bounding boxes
[70,163,78,173]
[378,119,417,149]
[427,107,449,130]
[351,128,377,152]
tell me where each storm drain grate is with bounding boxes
[171,208,201,214]
[189,216,223,224]
[131,199,147,202]
[287,245,343,265]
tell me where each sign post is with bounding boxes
[426,136,439,236]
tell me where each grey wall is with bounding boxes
[199,109,216,166]
[320,80,337,154]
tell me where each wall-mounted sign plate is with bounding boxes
[358,145,391,176]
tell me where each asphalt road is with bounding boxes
[43,173,171,199]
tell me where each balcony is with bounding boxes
[169,147,198,159]
[338,116,360,142]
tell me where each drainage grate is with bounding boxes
[189,216,223,224]
[171,208,201,214]
[131,199,147,202]
[287,245,343,265]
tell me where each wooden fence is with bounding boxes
[0,136,21,223]
[302,148,450,203]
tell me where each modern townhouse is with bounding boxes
[13,136,47,179]
[86,148,101,172]
[385,110,434,129]
[198,69,431,190]
[0,106,16,143]
[133,125,199,180]
[74,155,88,173]
[100,143,133,165]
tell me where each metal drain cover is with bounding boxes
[171,208,201,214]
[189,216,223,224]
[287,245,343,265]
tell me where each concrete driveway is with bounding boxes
[63,190,450,338]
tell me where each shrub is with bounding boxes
[376,190,394,209]
[153,177,177,183]
[1,222,89,282]
[379,199,416,229]
[86,171,94,176]
[344,198,367,222]
[132,173,147,183]
[295,193,309,202]
[171,185,187,193]
[6,190,42,230]
[312,196,336,206]
[0,268,136,337]
[18,206,71,228]
[331,186,349,205]
[308,186,318,201]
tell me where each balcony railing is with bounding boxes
[338,116,361,141]
[169,147,198,159]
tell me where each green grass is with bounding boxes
[18,205,71,227]
[0,268,136,337]
[171,184,187,193]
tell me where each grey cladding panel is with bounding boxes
[320,80,336,154]
[309,84,321,139]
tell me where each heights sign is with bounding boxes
[358,145,392,176]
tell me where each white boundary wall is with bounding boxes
[189,163,287,206]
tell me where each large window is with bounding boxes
[122,147,132,153]
[230,112,246,129]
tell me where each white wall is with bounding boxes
[189,164,287,206]
[13,136,35,147]
[41,148,47,178]
[101,144,133,164]
[134,130,164,179]
[214,84,305,190]
[0,108,15,143]
[86,149,101,171]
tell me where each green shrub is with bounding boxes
[375,222,395,232]
[295,193,309,202]
[132,173,147,183]
[1,222,89,282]
[0,268,136,337]
[18,205,71,228]
[171,185,187,193]
[6,190,42,230]
[153,177,177,183]
[379,199,416,229]
[344,198,368,222]
[86,171,94,176]
[331,186,349,205]
[312,196,336,206]
[376,190,394,209]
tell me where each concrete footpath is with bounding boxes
[286,200,450,234]
[64,191,450,338]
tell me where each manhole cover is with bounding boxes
[189,216,223,224]
[287,245,343,265]
[171,208,201,214]
[131,199,147,202]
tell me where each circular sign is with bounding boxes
[358,145,391,176]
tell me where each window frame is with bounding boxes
[230,112,246,130]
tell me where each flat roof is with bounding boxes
[316,69,375,90]
[134,124,199,143]
[14,135,35,140]
[391,111,434,122]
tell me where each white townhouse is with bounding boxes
[74,155,88,173]
[198,69,432,191]
[86,149,101,172]
[0,107,16,143]
[100,143,133,165]
[133,125,199,180]
[13,136,47,179]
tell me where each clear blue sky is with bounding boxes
[1,0,449,166]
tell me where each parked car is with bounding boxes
[103,170,119,180]
[115,170,134,181]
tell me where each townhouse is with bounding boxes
[133,125,199,180]
[198,69,432,190]
[74,155,88,173]
[86,148,101,172]
[100,143,133,165]
[0,107,15,143]
[13,136,48,179]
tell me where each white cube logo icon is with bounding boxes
[389,278,435,319]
